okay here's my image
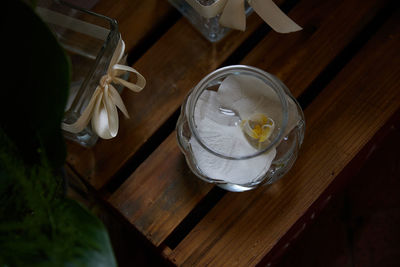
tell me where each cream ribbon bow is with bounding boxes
[185,0,302,33]
[62,39,146,139]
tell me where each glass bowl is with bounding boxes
[176,65,305,192]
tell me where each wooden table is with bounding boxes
[66,0,400,266]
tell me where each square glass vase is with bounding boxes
[168,0,252,42]
[37,0,121,147]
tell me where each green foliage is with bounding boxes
[0,133,116,267]
[0,1,117,266]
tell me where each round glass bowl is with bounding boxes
[176,65,305,192]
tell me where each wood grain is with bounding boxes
[92,0,176,52]
[66,6,268,189]
[241,0,389,96]
[108,0,391,251]
[109,134,213,246]
[168,12,400,266]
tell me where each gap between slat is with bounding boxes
[297,0,396,109]
[160,0,396,250]
[101,0,300,196]
[126,9,181,65]
[222,0,299,67]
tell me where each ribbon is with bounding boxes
[62,38,146,139]
[185,0,302,33]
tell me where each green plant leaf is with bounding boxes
[0,130,117,267]
[2,0,70,169]
[54,199,118,267]
[1,2,117,266]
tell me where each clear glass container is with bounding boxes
[168,0,252,42]
[36,0,120,147]
[176,65,305,192]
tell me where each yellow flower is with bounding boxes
[242,114,274,144]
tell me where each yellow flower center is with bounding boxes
[242,114,274,145]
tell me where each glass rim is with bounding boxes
[187,65,289,160]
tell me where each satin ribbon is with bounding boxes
[62,38,146,139]
[185,0,302,33]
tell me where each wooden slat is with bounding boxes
[108,0,390,249]
[168,12,400,266]
[66,5,270,189]
[92,0,176,52]
[242,0,388,96]
[109,134,213,246]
